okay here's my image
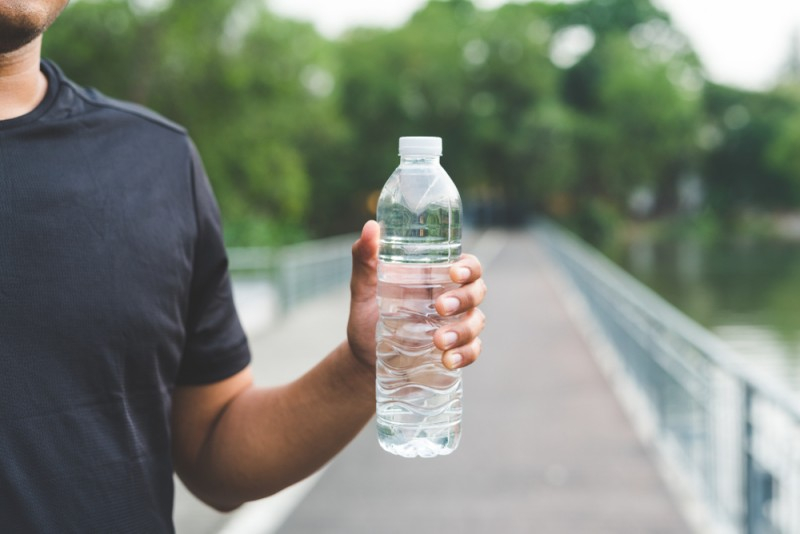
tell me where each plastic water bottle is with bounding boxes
[375,136,463,458]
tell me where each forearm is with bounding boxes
[176,341,375,510]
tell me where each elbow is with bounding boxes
[182,477,283,513]
[200,486,287,512]
[206,498,244,514]
[176,470,248,512]
[189,484,249,513]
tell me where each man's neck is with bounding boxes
[0,37,47,121]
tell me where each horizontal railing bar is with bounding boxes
[538,220,800,422]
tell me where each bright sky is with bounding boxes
[266,0,800,91]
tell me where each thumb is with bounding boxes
[350,220,379,302]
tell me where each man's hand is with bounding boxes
[347,221,381,367]
[434,253,487,369]
[347,220,487,370]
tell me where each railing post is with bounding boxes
[742,382,755,534]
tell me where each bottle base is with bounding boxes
[378,438,457,458]
[377,421,460,458]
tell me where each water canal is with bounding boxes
[606,235,800,392]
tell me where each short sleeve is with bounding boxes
[176,141,251,385]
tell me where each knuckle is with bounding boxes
[455,323,470,340]
[460,290,475,309]
[471,281,484,301]
[477,307,486,325]
[465,340,481,363]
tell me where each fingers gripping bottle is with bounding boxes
[375,136,463,458]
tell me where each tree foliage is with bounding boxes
[40,0,800,245]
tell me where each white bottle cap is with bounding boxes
[399,136,442,156]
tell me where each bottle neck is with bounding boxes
[400,155,440,165]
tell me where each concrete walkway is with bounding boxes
[175,229,691,534]
[275,230,689,533]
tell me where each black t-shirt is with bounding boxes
[0,60,251,532]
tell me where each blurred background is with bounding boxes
[45,0,800,393]
[42,0,800,532]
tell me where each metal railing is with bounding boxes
[537,222,800,534]
[227,233,356,313]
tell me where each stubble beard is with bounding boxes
[0,1,67,54]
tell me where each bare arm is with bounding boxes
[171,342,374,511]
[171,221,486,510]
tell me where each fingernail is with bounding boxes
[442,331,458,347]
[442,297,460,314]
[446,353,463,369]
[456,267,471,282]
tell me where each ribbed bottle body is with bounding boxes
[375,264,462,458]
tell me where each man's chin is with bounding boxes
[0,27,41,55]
[0,0,68,55]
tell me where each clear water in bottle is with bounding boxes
[375,136,463,458]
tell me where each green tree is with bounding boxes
[561,22,702,217]
[41,0,756,244]
[336,0,570,226]
[702,84,800,216]
[547,0,668,35]
[44,0,349,245]
[763,86,800,207]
